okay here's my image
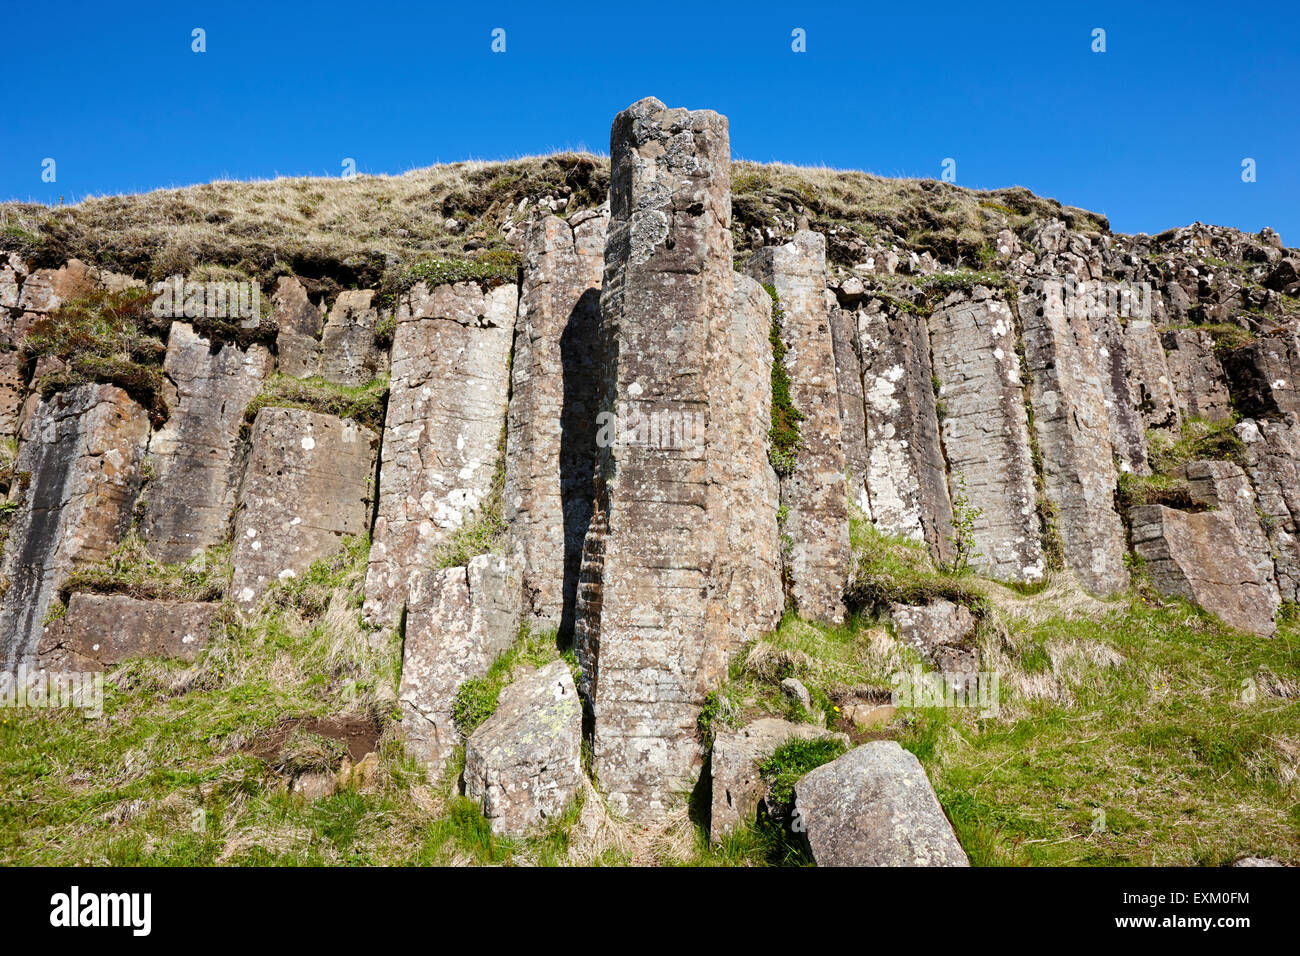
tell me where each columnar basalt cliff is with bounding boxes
[2,98,1300,845]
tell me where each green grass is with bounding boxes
[764,284,803,477]
[760,737,848,808]
[898,595,1300,865]
[450,625,571,736]
[242,374,388,434]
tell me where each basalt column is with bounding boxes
[504,210,608,635]
[573,97,772,821]
[747,231,850,624]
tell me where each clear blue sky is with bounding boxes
[3,0,1296,241]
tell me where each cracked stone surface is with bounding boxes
[399,553,523,770]
[319,289,389,387]
[0,385,150,667]
[464,659,582,837]
[709,717,847,844]
[854,297,954,563]
[1130,503,1278,637]
[505,211,607,635]
[230,407,378,610]
[929,287,1045,583]
[142,322,272,562]
[37,593,220,670]
[574,97,776,821]
[747,230,849,624]
[363,280,517,626]
[1020,281,1129,595]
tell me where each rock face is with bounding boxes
[0,351,24,439]
[1178,459,1279,605]
[890,600,977,673]
[793,741,969,867]
[1130,504,1278,636]
[463,660,582,837]
[748,231,850,624]
[398,553,523,768]
[1237,418,1300,604]
[142,322,272,562]
[852,298,954,562]
[719,275,784,648]
[1222,331,1300,420]
[574,97,774,821]
[929,288,1045,583]
[1020,282,1129,595]
[504,211,607,635]
[1123,319,1181,432]
[829,305,871,516]
[230,407,378,609]
[363,281,517,626]
[271,276,324,378]
[709,718,847,843]
[37,593,220,670]
[0,385,150,667]
[318,290,388,387]
[1161,328,1233,422]
[1085,301,1150,475]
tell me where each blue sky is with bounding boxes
[3,0,1296,241]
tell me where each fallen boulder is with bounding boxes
[463,660,583,837]
[793,740,969,866]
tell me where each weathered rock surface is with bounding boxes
[463,659,582,837]
[0,351,24,439]
[574,97,768,820]
[0,385,149,667]
[709,717,848,843]
[230,407,378,609]
[1020,281,1129,594]
[363,280,517,626]
[398,553,523,768]
[1124,318,1182,432]
[1130,504,1278,636]
[1178,459,1278,606]
[270,276,324,378]
[793,740,969,867]
[1084,298,1150,474]
[929,288,1045,583]
[1222,331,1300,421]
[16,259,98,313]
[890,600,977,671]
[1236,417,1300,604]
[853,298,954,562]
[504,211,606,635]
[142,322,272,562]
[1161,328,1233,422]
[37,593,219,670]
[747,230,850,624]
[319,290,388,387]
[829,305,871,516]
[719,274,783,647]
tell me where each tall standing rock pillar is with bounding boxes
[747,231,850,624]
[574,97,776,821]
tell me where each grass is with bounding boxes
[62,535,232,603]
[765,284,803,477]
[242,374,388,434]
[450,626,573,737]
[908,593,1300,865]
[760,737,848,808]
